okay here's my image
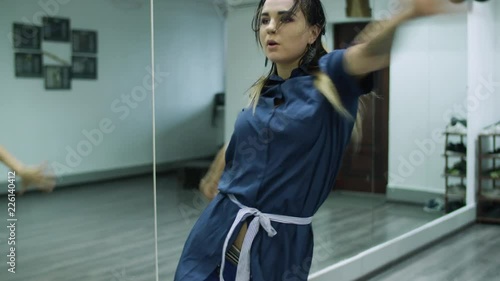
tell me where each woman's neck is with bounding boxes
[275,60,300,80]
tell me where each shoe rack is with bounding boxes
[477,133,500,224]
[443,131,467,213]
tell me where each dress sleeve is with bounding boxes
[318,49,374,98]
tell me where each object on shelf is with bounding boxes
[446,142,467,153]
[481,121,500,135]
[447,159,467,176]
[451,117,467,127]
[445,123,467,134]
[443,128,467,214]
[448,184,466,197]
[487,148,500,155]
[482,188,500,200]
[477,133,499,224]
[445,117,467,134]
[483,169,500,179]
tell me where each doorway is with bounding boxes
[333,22,390,194]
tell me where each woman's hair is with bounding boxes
[247,0,368,145]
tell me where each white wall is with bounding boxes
[497,0,500,67]
[154,0,225,161]
[0,0,224,187]
[387,13,468,195]
[0,0,153,180]
[331,0,469,195]
[225,5,264,143]
[497,0,500,97]
[466,0,500,204]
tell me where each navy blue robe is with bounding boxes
[175,49,372,281]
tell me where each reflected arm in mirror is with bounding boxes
[344,0,467,75]
[0,145,56,195]
[199,144,227,201]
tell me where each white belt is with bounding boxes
[220,194,313,281]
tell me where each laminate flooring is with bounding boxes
[362,223,500,281]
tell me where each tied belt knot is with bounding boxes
[219,194,313,281]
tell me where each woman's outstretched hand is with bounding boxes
[18,162,56,195]
[199,176,219,201]
[406,0,468,18]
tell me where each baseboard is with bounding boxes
[336,190,387,199]
[386,185,443,205]
[308,204,476,281]
[0,154,215,195]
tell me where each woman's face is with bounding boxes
[259,0,318,66]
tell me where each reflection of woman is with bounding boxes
[0,145,55,194]
[199,144,226,200]
[175,0,460,280]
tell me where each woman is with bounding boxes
[176,0,460,280]
[0,145,55,194]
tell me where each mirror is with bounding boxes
[0,0,155,280]
[311,3,468,270]
[154,0,475,280]
[153,0,226,279]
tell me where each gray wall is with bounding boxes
[0,0,225,191]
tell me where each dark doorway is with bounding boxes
[333,22,390,194]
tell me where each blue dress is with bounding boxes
[174,49,372,281]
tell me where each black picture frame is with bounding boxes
[72,56,97,79]
[45,65,72,90]
[12,23,41,50]
[43,17,70,42]
[15,52,43,77]
[72,30,98,54]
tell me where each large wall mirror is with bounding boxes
[156,0,490,280]
[152,0,226,278]
[0,0,155,280]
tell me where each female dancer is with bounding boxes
[176,0,461,280]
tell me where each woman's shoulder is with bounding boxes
[318,49,349,80]
[318,49,373,97]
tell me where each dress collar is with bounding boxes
[262,64,310,99]
[267,64,310,83]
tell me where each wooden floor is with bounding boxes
[0,173,442,281]
[362,223,500,281]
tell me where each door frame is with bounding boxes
[331,21,390,194]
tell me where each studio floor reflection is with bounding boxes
[0,176,156,281]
